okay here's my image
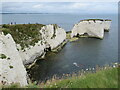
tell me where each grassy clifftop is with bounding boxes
[80,19,112,22]
[0,24,61,50]
[1,24,45,50]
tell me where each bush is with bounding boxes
[9,65,13,69]
[0,54,7,59]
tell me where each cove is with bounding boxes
[28,31,118,83]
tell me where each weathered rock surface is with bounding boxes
[18,24,66,64]
[40,24,66,49]
[0,24,66,86]
[0,33,28,86]
[71,19,111,39]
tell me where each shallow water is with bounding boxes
[1,13,118,82]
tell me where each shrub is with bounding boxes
[9,65,13,69]
[0,54,7,59]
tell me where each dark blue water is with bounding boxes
[1,13,118,82]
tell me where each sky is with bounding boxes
[1,2,118,14]
[1,0,119,2]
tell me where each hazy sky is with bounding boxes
[1,2,118,14]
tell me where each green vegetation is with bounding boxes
[66,31,71,39]
[2,82,40,88]
[69,37,79,42]
[7,57,10,60]
[80,19,111,22]
[66,31,79,42]
[105,19,112,21]
[43,67,118,88]
[1,67,118,88]
[0,54,7,59]
[1,24,45,50]
[2,83,21,88]
[9,65,13,69]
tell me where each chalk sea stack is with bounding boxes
[71,19,111,39]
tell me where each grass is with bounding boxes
[1,24,45,50]
[66,31,71,39]
[2,83,21,88]
[69,37,79,42]
[42,67,118,88]
[66,31,79,42]
[1,82,40,88]
[1,67,118,88]
[0,24,61,50]
[80,19,112,22]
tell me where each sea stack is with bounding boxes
[71,19,111,39]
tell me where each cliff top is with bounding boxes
[1,24,45,50]
[0,24,60,50]
[80,19,112,22]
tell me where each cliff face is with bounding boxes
[71,19,111,39]
[40,24,66,49]
[18,24,66,64]
[0,24,66,86]
[0,33,28,86]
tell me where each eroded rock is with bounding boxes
[71,19,111,39]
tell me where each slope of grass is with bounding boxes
[43,67,118,88]
[1,67,118,88]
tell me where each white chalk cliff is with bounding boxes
[0,24,66,86]
[18,24,66,64]
[71,19,111,39]
[0,33,28,86]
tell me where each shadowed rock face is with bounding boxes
[71,19,111,39]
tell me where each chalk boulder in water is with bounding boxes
[71,19,111,39]
[73,62,79,67]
